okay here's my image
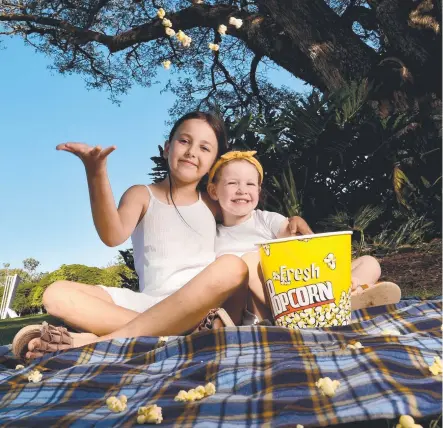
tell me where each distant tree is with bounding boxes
[118,249,139,291]
[0,267,31,285]
[22,257,40,281]
[9,263,131,314]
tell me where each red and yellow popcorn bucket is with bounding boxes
[257,231,353,328]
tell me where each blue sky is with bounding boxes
[0,37,305,273]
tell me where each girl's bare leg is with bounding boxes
[351,255,382,293]
[27,255,248,358]
[43,281,140,335]
[350,255,400,310]
[241,252,273,322]
[221,276,249,325]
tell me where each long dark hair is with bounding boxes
[166,111,229,225]
[167,111,229,157]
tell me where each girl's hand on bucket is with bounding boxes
[288,216,313,236]
[56,142,116,170]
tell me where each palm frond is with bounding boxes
[372,215,434,249]
[318,211,352,231]
[282,90,329,145]
[393,166,414,208]
[353,205,384,231]
[268,165,302,217]
[334,79,370,126]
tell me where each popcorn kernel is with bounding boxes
[315,377,340,397]
[382,329,401,336]
[205,382,216,396]
[137,404,163,425]
[28,369,42,383]
[106,395,127,413]
[396,414,423,428]
[428,356,442,376]
[174,382,216,402]
[347,342,363,350]
[174,390,188,402]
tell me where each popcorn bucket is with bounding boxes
[257,231,353,329]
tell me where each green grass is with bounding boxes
[0,314,63,346]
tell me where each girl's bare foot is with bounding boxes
[26,332,98,360]
[351,276,366,295]
[351,281,401,311]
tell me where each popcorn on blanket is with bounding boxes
[381,329,401,336]
[137,404,163,425]
[157,336,169,346]
[347,341,364,350]
[174,382,216,402]
[396,414,423,428]
[106,395,127,413]
[28,369,42,383]
[428,356,442,376]
[315,377,340,397]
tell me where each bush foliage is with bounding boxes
[2,263,134,316]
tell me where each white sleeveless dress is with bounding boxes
[99,185,216,312]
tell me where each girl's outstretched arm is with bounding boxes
[57,143,148,247]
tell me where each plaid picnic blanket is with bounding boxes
[0,298,441,427]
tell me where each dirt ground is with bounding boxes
[378,239,442,298]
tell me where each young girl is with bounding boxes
[13,112,250,360]
[207,151,402,323]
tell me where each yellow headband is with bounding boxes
[208,150,264,186]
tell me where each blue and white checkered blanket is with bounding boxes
[0,298,441,426]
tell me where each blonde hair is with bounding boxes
[207,150,263,186]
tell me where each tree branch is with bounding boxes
[341,4,378,31]
[0,1,380,93]
[249,53,265,114]
[84,0,112,29]
[0,12,113,45]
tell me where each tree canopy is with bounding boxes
[1,1,441,119]
[1,0,440,246]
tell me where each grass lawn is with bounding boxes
[0,314,63,346]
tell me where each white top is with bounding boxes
[215,209,287,257]
[131,186,216,299]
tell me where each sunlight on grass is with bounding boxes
[0,314,63,346]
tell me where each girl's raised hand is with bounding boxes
[56,142,116,170]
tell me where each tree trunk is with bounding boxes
[375,0,442,95]
[257,0,377,92]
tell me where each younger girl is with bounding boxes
[13,112,249,360]
[207,151,401,323]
